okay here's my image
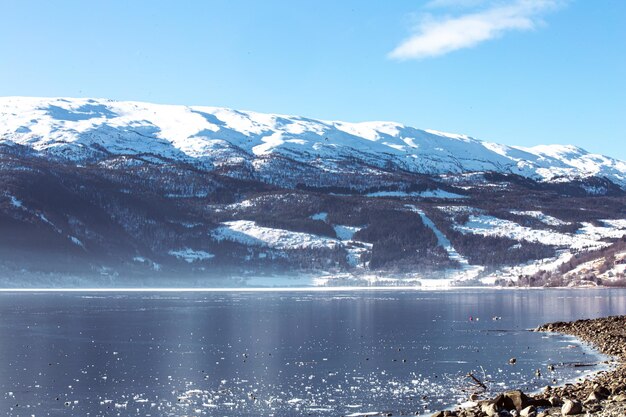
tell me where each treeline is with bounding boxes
[353,208,452,270]
[423,207,556,267]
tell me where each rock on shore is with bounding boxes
[430,315,626,417]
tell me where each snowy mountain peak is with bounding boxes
[1,96,625,187]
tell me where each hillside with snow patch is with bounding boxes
[1,97,626,286]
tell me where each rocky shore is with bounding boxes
[431,315,626,417]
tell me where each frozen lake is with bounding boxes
[1,289,626,416]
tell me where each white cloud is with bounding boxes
[389,0,563,60]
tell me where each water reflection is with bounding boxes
[0,289,625,416]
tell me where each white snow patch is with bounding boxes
[168,248,215,263]
[420,189,466,199]
[576,222,626,241]
[366,189,465,199]
[310,212,328,221]
[424,129,472,141]
[510,210,571,226]
[344,241,372,267]
[603,219,626,230]
[37,213,63,233]
[457,215,613,250]
[38,213,53,226]
[69,236,84,248]
[403,137,419,148]
[226,199,255,210]
[437,205,473,214]
[131,256,161,271]
[334,225,362,241]
[212,220,339,250]
[582,185,608,195]
[252,132,284,155]
[164,192,208,198]
[9,195,23,208]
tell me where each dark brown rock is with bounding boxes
[529,398,551,408]
[495,391,531,411]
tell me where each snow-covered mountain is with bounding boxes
[1,97,625,187]
[1,97,626,287]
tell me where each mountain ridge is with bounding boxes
[2,96,625,188]
[1,96,626,286]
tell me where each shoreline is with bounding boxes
[432,315,626,417]
[0,285,624,292]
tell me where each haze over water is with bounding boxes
[1,289,626,416]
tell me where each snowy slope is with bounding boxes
[211,220,339,250]
[210,220,371,267]
[1,96,626,186]
[409,206,471,267]
[454,214,621,250]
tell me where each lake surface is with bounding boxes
[1,289,626,416]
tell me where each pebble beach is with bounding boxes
[431,315,626,417]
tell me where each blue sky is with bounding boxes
[1,0,625,159]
